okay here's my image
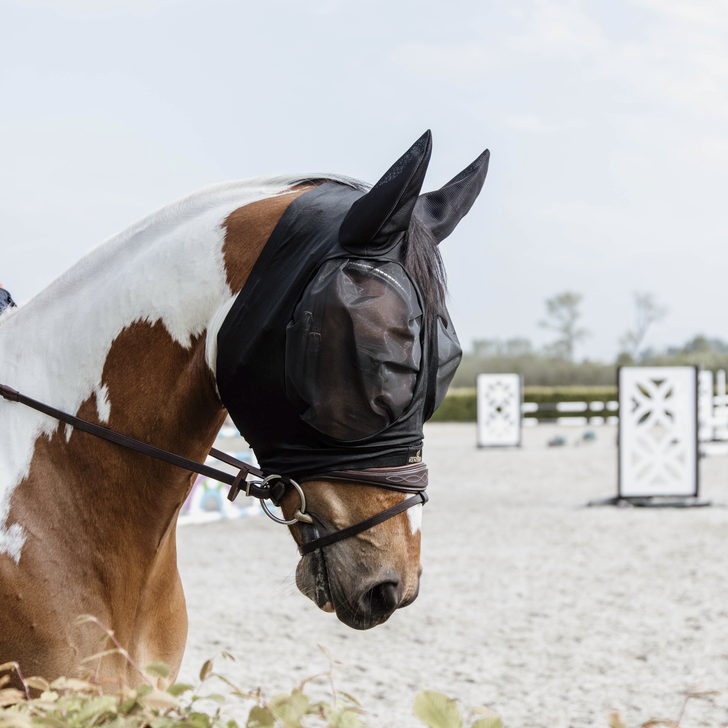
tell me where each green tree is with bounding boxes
[539,291,589,361]
[618,292,668,361]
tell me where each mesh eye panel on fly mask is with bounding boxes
[285,259,423,442]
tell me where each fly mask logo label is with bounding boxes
[408,449,422,464]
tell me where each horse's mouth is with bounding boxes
[296,547,416,630]
[296,548,333,611]
[295,549,386,629]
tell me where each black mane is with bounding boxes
[404,213,447,317]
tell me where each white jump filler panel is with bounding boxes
[477,373,522,447]
[619,367,698,498]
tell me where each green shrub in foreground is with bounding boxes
[0,659,502,728]
[0,616,717,728]
[0,616,502,728]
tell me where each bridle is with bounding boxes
[0,384,427,554]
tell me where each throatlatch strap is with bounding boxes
[298,491,427,555]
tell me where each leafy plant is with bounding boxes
[0,619,369,728]
[2,625,718,728]
[607,686,719,728]
[413,691,502,728]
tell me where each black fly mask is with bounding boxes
[216,131,489,478]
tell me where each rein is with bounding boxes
[0,384,427,554]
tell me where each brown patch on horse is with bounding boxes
[222,186,315,292]
[0,321,224,683]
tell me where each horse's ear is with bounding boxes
[340,130,432,253]
[414,149,490,244]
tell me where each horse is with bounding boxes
[0,131,489,685]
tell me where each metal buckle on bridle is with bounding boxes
[254,474,313,526]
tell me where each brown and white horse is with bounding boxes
[0,175,424,684]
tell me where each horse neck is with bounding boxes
[0,178,303,559]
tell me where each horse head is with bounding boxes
[218,131,489,630]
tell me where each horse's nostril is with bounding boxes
[364,580,401,617]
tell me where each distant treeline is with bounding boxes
[451,334,728,388]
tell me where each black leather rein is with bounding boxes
[0,384,427,554]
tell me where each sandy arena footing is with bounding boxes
[177,423,728,728]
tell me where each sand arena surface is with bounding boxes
[177,423,728,728]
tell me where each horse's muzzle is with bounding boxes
[332,571,419,630]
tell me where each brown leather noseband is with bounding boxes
[296,464,428,554]
[0,384,427,555]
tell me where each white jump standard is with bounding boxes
[477,373,522,447]
[590,366,708,507]
[619,366,698,499]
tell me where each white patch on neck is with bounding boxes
[95,383,111,423]
[407,500,422,535]
[204,293,238,398]
[0,523,25,564]
[0,173,363,562]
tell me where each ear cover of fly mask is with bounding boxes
[414,148,490,244]
[339,130,432,254]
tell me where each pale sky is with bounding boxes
[3,0,728,361]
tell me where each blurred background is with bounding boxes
[3,0,728,381]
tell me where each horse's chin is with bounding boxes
[332,604,393,631]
